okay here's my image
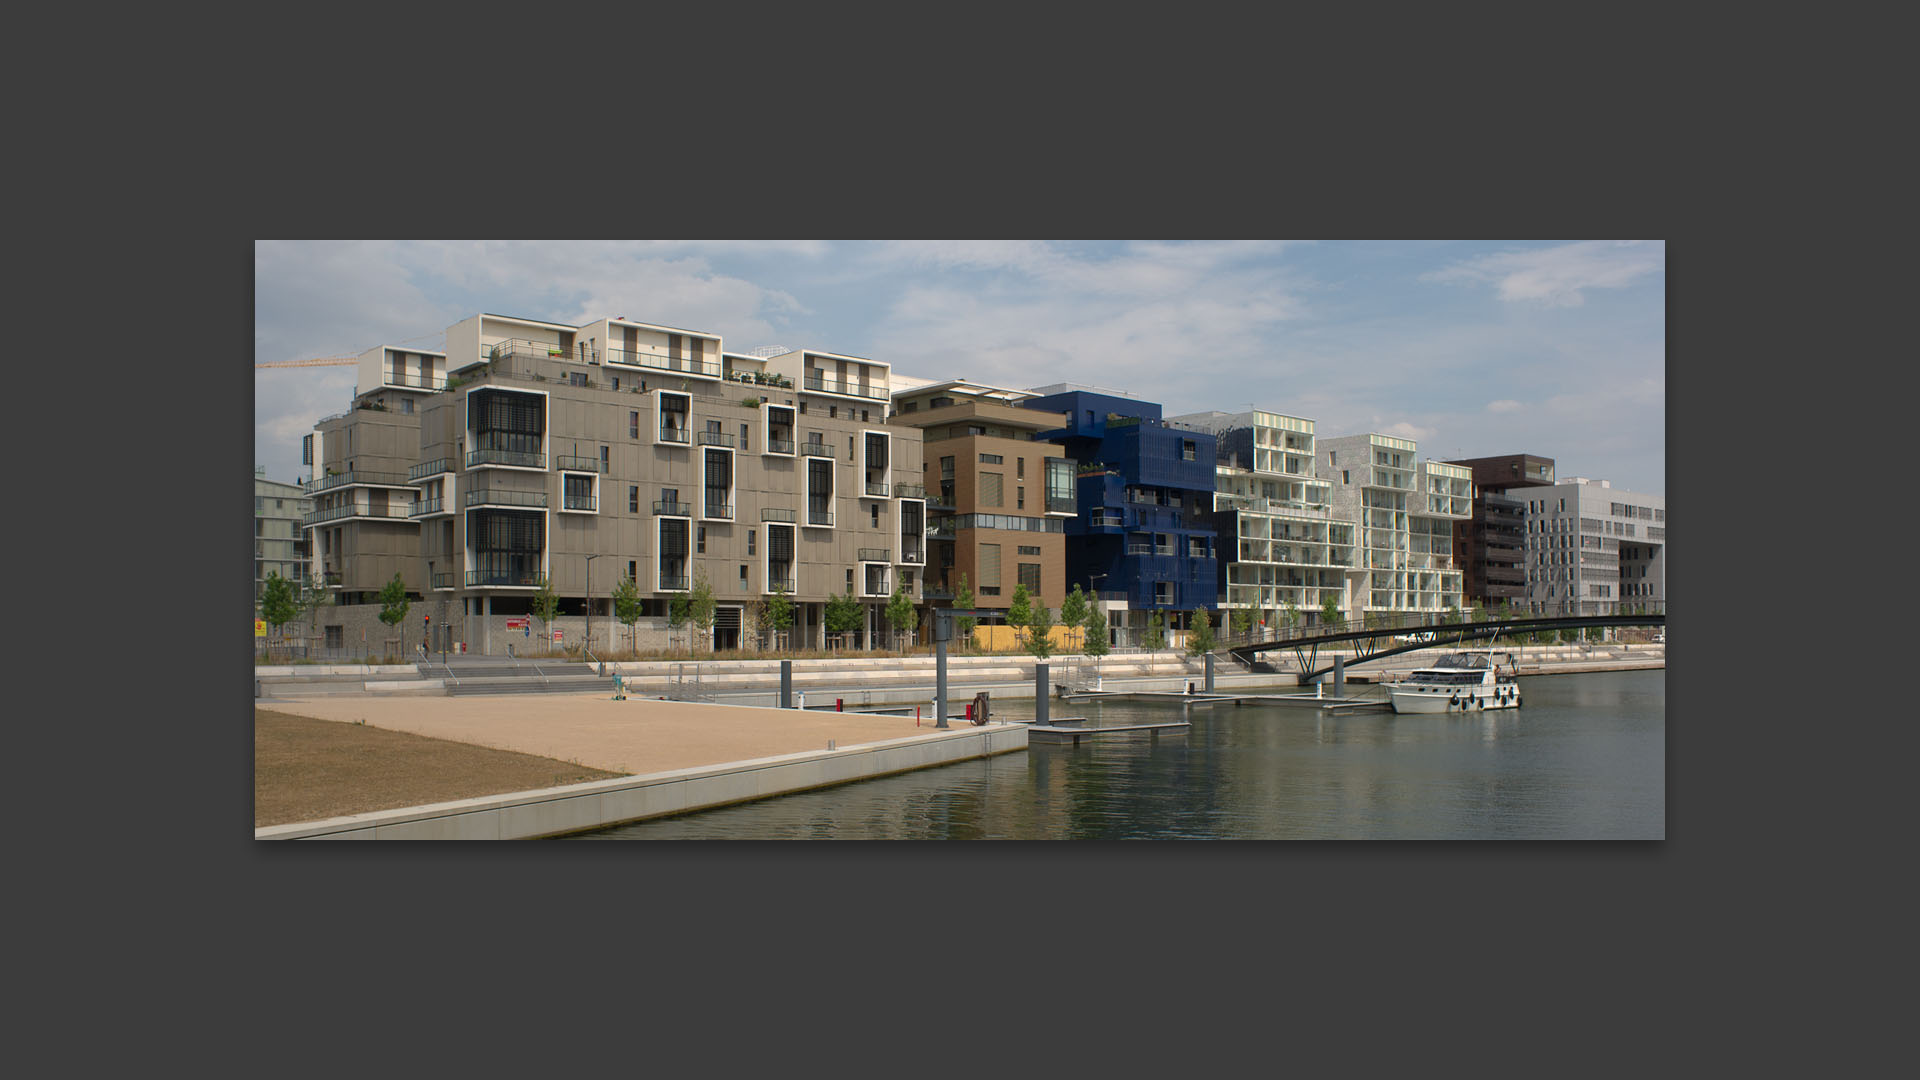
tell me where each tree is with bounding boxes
[1025,602,1055,660]
[1442,604,1461,625]
[1187,606,1216,657]
[1320,592,1343,631]
[299,572,333,644]
[1083,604,1110,659]
[530,573,559,655]
[764,583,794,652]
[1007,583,1032,649]
[377,572,411,658]
[1282,597,1300,638]
[885,585,916,652]
[953,574,976,653]
[1229,606,1254,643]
[1143,610,1166,653]
[689,565,716,653]
[612,573,644,655]
[823,591,862,650]
[667,593,690,654]
[1059,585,1089,652]
[259,571,298,659]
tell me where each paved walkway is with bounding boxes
[262,693,971,777]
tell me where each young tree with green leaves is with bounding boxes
[1442,603,1461,625]
[259,571,298,659]
[378,572,411,659]
[823,591,862,650]
[1007,583,1032,649]
[612,573,644,656]
[885,586,916,652]
[1143,610,1166,653]
[1025,602,1055,660]
[530,573,559,655]
[953,574,976,653]
[1320,593,1343,631]
[1187,607,1217,657]
[1229,606,1253,643]
[668,593,690,654]
[1282,597,1300,638]
[300,572,333,643]
[764,583,794,652]
[1059,585,1088,652]
[689,565,716,653]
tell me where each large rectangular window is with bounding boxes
[979,543,1002,587]
[979,472,1004,507]
[1018,563,1040,591]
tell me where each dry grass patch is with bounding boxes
[255,708,626,828]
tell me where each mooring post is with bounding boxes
[1035,662,1049,726]
[1334,655,1345,699]
[780,659,792,709]
[935,637,949,729]
[1205,653,1215,693]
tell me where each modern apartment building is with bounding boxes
[309,312,925,655]
[304,343,446,604]
[1513,477,1665,616]
[1316,434,1470,616]
[1441,454,1557,610]
[886,380,1072,613]
[1164,409,1356,629]
[254,467,312,611]
[1023,386,1218,642]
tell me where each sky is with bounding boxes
[254,240,1665,496]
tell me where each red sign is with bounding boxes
[552,629,563,643]
[505,617,527,630]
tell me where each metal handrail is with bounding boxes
[409,458,453,481]
[466,449,546,469]
[408,499,445,517]
[604,346,721,377]
[466,488,548,508]
[765,437,796,455]
[805,510,835,527]
[653,500,692,516]
[563,495,598,511]
[800,441,834,457]
[555,455,602,472]
[658,427,691,444]
[696,431,736,447]
[803,373,888,400]
[307,469,412,494]
[864,481,890,497]
[760,507,795,522]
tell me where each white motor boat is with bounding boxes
[1388,649,1522,713]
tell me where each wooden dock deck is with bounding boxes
[1027,720,1191,745]
[1061,689,1385,709]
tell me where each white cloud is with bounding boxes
[1424,240,1665,306]
[1485,399,1523,412]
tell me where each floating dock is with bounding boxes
[1062,688,1386,709]
[1027,719,1191,745]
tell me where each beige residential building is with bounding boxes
[255,468,312,612]
[1316,433,1470,616]
[311,313,924,655]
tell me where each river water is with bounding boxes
[569,669,1664,840]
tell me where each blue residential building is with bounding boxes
[1023,384,1219,644]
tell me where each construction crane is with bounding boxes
[256,358,356,369]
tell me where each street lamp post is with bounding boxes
[584,553,602,664]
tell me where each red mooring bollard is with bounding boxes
[965,703,973,722]
[836,698,843,711]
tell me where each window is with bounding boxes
[1016,487,1025,510]
[741,565,749,583]
[871,504,880,527]
[601,446,610,470]
[631,411,640,439]
[629,560,637,581]
[979,543,1001,587]
[980,472,1004,507]
[570,371,587,387]
[861,410,869,422]
[1018,563,1040,590]
[1017,458,1025,479]
[740,423,750,452]
[611,376,621,391]
[1018,546,1041,555]
[1342,470,1350,484]
[629,486,638,513]
[400,397,413,415]
[847,568,855,591]
[697,526,706,554]
[980,453,1003,464]
[829,405,837,418]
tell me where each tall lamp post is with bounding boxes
[584,553,602,667]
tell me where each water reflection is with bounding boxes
[571,670,1664,840]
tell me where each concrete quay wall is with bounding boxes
[258,722,1026,840]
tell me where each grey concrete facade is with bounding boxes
[1513,478,1665,615]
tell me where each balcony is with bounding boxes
[409,458,454,482]
[563,494,598,512]
[766,575,794,594]
[806,509,835,527]
[703,502,734,520]
[431,571,454,590]
[696,431,736,448]
[895,483,927,499]
[657,574,690,592]
[803,373,889,400]
[765,437,796,455]
[408,498,445,517]
[307,469,411,494]
[466,569,542,587]
[898,544,926,565]
[383,372,449,391]
[759,507,796,523]
[800,440,834,458]
[604,346,721,379]
[859,548,890,562]
[303,503,415,526]
[863,481,890,498]
[466,449,545,470]
[556,455,602,472]
[653,500,692,517]
[465,489,548,509]
[658,427,690,445]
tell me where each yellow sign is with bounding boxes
[255,619,267,638]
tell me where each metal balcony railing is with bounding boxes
[858,548,890,562]
[563,495,597,511]
[765,437,796,455]
[465,489,548,508]
[431,572,454,590]
[555,455,602,472]
[383,372,449,391]
[603,347,720,378]
[307,469,411,494]
[898,545,926,565]
[800,440,833,458]
[653,500,692,516]
[806,509,835,527]
[657,574,690,592]
[894,483,927,499]
[658,427,690,445]
[759,507,796,523]
[408,499,444,517]
[803,373,889,400]
[696,431,736,448]
[864,481,889,498]
[303,503,414,526]
[703,502,733,519]
[467,449,546,470]
[466,569,542,587]
[766,575,794,593]
[409,458,453,482]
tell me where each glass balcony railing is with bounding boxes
[653,500,692,516]
[806,509,835,527]
[760,507,796,523]
[408,499,445,517]
[858,548,890,563]
[466,449,545,470]
[604,347,720,378]
[431,572,454,590]
[466,569,541,587]
[409,458,453,482]
[465,489,548,508]
[563,495,597,511]
[864,481,890,498]
[307,469,411,494]
[703,502,733,519]
[800,440,833,458]
[894,483,927,499]
[555,455,602,472]
[657,574,691,592]
[765,437,796,455]
[658,427,690,445]
[803,373,889,400]
[696,431,736,448]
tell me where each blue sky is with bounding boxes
[254,240,1665,495]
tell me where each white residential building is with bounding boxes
[1515,477,1665,615]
